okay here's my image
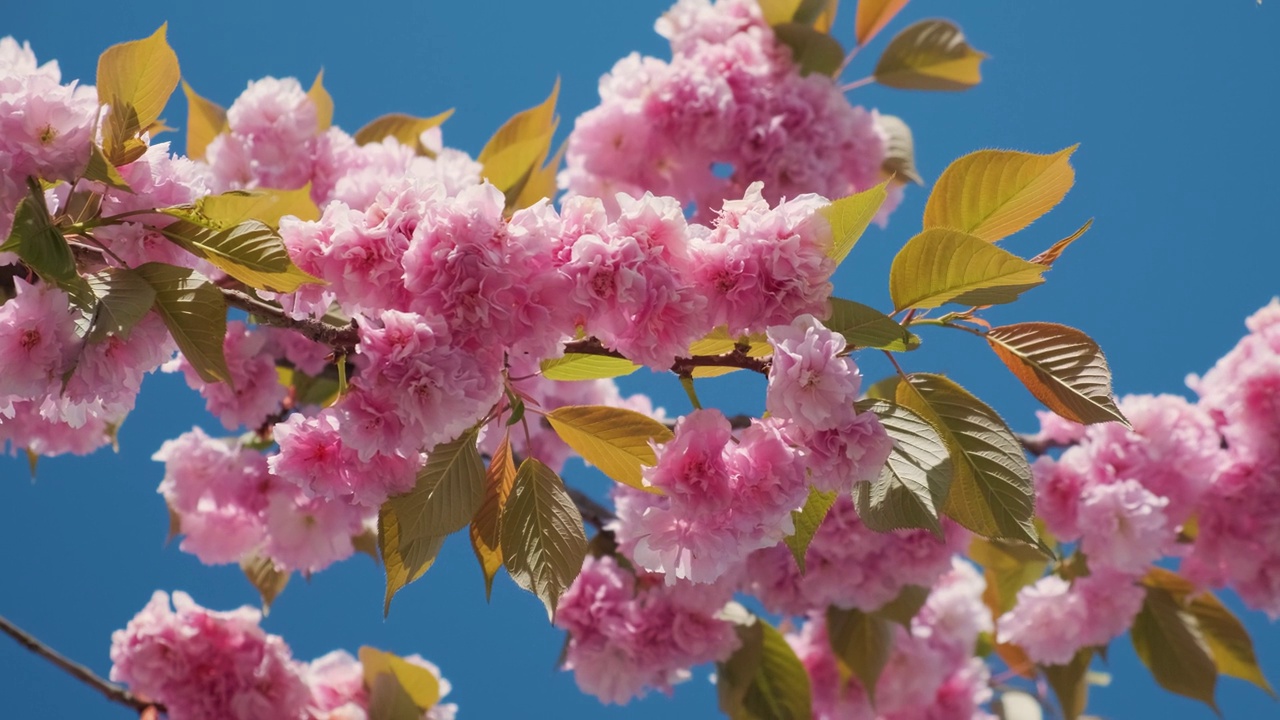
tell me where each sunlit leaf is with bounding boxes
[501,458,587,619]
[307,69,333,132]
[876,114,923,185]
[239,552,289,615]
[687,329,773,378]
[197,187,321,228]
[159,218,322,293]
[923,147,1078,242]
[1042,648,1092,719]
[854,398,949,535]
[354,110,455,156]
[479,80,559,212]
[97,25,180,163]
[1031,220,1093,267]
[545,405,673,491]
[986,322,1127,426]
[828,607,893,702]
[360,646,442,714]
[470,433,517,600]
[1189,592,1276,697]
[181,81,227,161]
[758,0,806,25]
[784,488,837,572]
[540,353,640,381]
[718,619,813,720]
[819,181,888,264]
[855,0,910,45]
[134,263,230,383]
[84,144,132,191]
[896,374,1038,543]
[389,433,485,540]
[86,267,156,342]
[367,672,420,720]
[874,19,985,91]
[3,193,94,309]
[773,23,846,76]
[513,139,568,210]
[888,228,1046,311]
[969,536,1048,615]
[1131,584,1220,712]
[826,297,918,351]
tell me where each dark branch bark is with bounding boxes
[1018,433,1070,457]
[566,486,615,531]
[561,337,771,376]
[0,613,163,715]
[220,288,361,354]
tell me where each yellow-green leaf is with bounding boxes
[783,488,837,573]
[896,374,1038,544]
[367,672,421,720]
[986,322,1127,426]
[540,353,640,381]
[1189,592,1276,698]
[308,70,333,133]
[86,267,156,342]
[470,433,517,601]
[545,405,674,491]
[389,433,485,538]
[826,297,918,351]
[855,398,949,536]
[84,144,133,191]
[819,181,888,264]
[513,139,567,210]
[718,619,813,720]
[134,263,230,383]
[872,585,930,627]
[1031,219,1092,267]
[479,80,560,211]
[378,509,445,617]
[686,329,773,378]
[1131,584,1220,712]
[876,114,922,185]
[923,147,1078,242]
[855,0,910,45]
[360,646,442,713]
[97,24,180,160]
[874,19,985,91]
[159,218,322,293]
[197,187,321,229]
[827,607,893,702]
[501,458,587,619]
[239,552,288,615]
[182,81,227,161]
[773,23,846,77]
[758,0,806,25]
[888,228,1047,311]
[354,110,455,156]
[969,536,1048,615]
[4,193,94,310]
[1042,649,1092,720]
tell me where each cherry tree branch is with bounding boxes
[561,337,771,376]
[220,287,361,353]
[0,613,163,715]
[1017,433,1070,457]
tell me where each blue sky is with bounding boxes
[4,1,1280,718]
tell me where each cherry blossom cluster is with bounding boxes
[788,560,996,720]
[110,591,456,720]
[561,0,901,221]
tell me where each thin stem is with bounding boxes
[679,375,703,410]
[90,208,168,227]
[0,613,162,714]
[561,337,771,376]
[840,76,875,93]
[882,350,909,380]
[836,43,862,77]
[566,486,614,533]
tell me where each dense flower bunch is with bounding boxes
[110,591,456,720]
[562,0,901,221]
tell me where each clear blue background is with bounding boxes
[3,1,1279,718]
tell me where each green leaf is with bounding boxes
[855,0,911,45]
[718,619,813,720]
[854,398,950,536]
[784,488,837,573]
[968,536,1048,615]
[367,672,422,720]
[239,552,289,615]
[354,110,455,156]
[85,267,156,342]
[874,19,985,91]
[826,297,918,351]
[181,80,227,161]
[923,146,1078,243]
[197,187,321,228]
[540,353,640,381]
[772,23,846,77]
[470,433,517,601]
[877,114,923,185]
[1131,584,1220,712]
[986,322,1128,426]
[1189,592,1276,697]
[818,181,889,264]
[307,70,333,132]
[4,194,93,310]
[896,374,1038,544]
[545,405,674,492]
[378,508,445,617]
[888,228,1047,311]
[96,25,180,164]
[501,458,588,619]
[827,607,893,702]
[873,584,930,627]
[1043,648,1093,720]
[360,646,442,713]
[479,80,559,212]
[863,375,901,401]
[84,144,133,191]
[134,263,230,383]
[159,218,322,293]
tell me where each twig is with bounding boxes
[1018,433,1071,457]
[560,337,771,376]
[566,486,615,531]
[220,288,360,353]
[0,613,163,714]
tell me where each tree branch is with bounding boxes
[561,337,771,376]
[1018,433,1071,457]
[220,288,360,354]
[0,613,163,715]
[566,486,615,531]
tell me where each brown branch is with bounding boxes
[220,288,360,354]
[0,613,163,715]
[561,337,771,376]
[566,486,615,532]
[1018,433,1071,457]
